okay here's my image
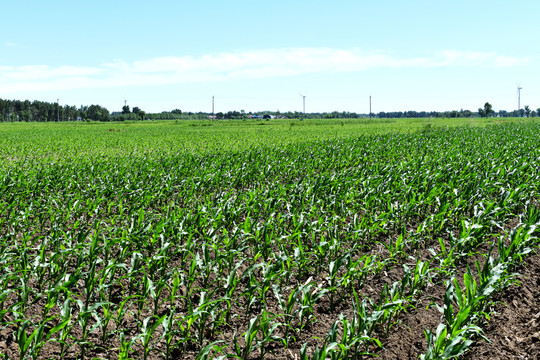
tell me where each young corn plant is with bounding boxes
[175,311,200,353]
[94,292,115,343]
[424,256,512,360]
[232,312,283,360]
[299,340,338,360]
[401,259,431,299]
[350,287,383,341]
[118,331,138,360]
[338,314,382,358]
[496,225,534,268]
[138,315,166,360]
[375,281,407,337]
[159,309,180,360]
[240,261,265,315]
[256,311,286,358]
[421,322,481,360]
[326,255,345,310]
[13,317,42,360]
[150,275,169,315]
[292,237,313,280]
[12,312,70,360]
[384,233,406,260]
[53,297,75,358]
[194,340,227,360]
[136,269,157,323]
[297,282,328,335]
[168,270,182,309]
[348,254,378,291]
[114,295,137,333]
[75,299,106,359]
[430,237,457,276]
[258,262,279,306]
[272,283,298,343]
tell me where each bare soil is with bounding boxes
[464,253,540,360]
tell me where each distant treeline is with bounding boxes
[0,98,111,122]
[376,109,537,118]
[0,98,538,122]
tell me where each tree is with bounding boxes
[87,104,110,121]
[449,110,459,118]
[524,105,531,118]
[462,110,473,118]
[122,105,130,114]
[478,108,485,117]
[132,107,141,115]
[484,102,493,117]
[479,102,493,118]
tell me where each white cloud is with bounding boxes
[3,42,22,48]
[0,65,103,81]
[0,47,530,94]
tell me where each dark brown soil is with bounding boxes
[464,253,540,360]
[373,252,540,360]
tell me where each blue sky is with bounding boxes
[1,0,538,114]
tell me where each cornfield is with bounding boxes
[0,119,539,359]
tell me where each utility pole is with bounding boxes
[517,86,522,116]
[369,96,372,121]
[212,96,215,120]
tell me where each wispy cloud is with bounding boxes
[3,42,22,48]
[435,50,528,68]
[0,48,530,94]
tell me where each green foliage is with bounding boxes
[478,102,493,118]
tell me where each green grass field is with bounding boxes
[0,117,539,359]
[0,117,525,160]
